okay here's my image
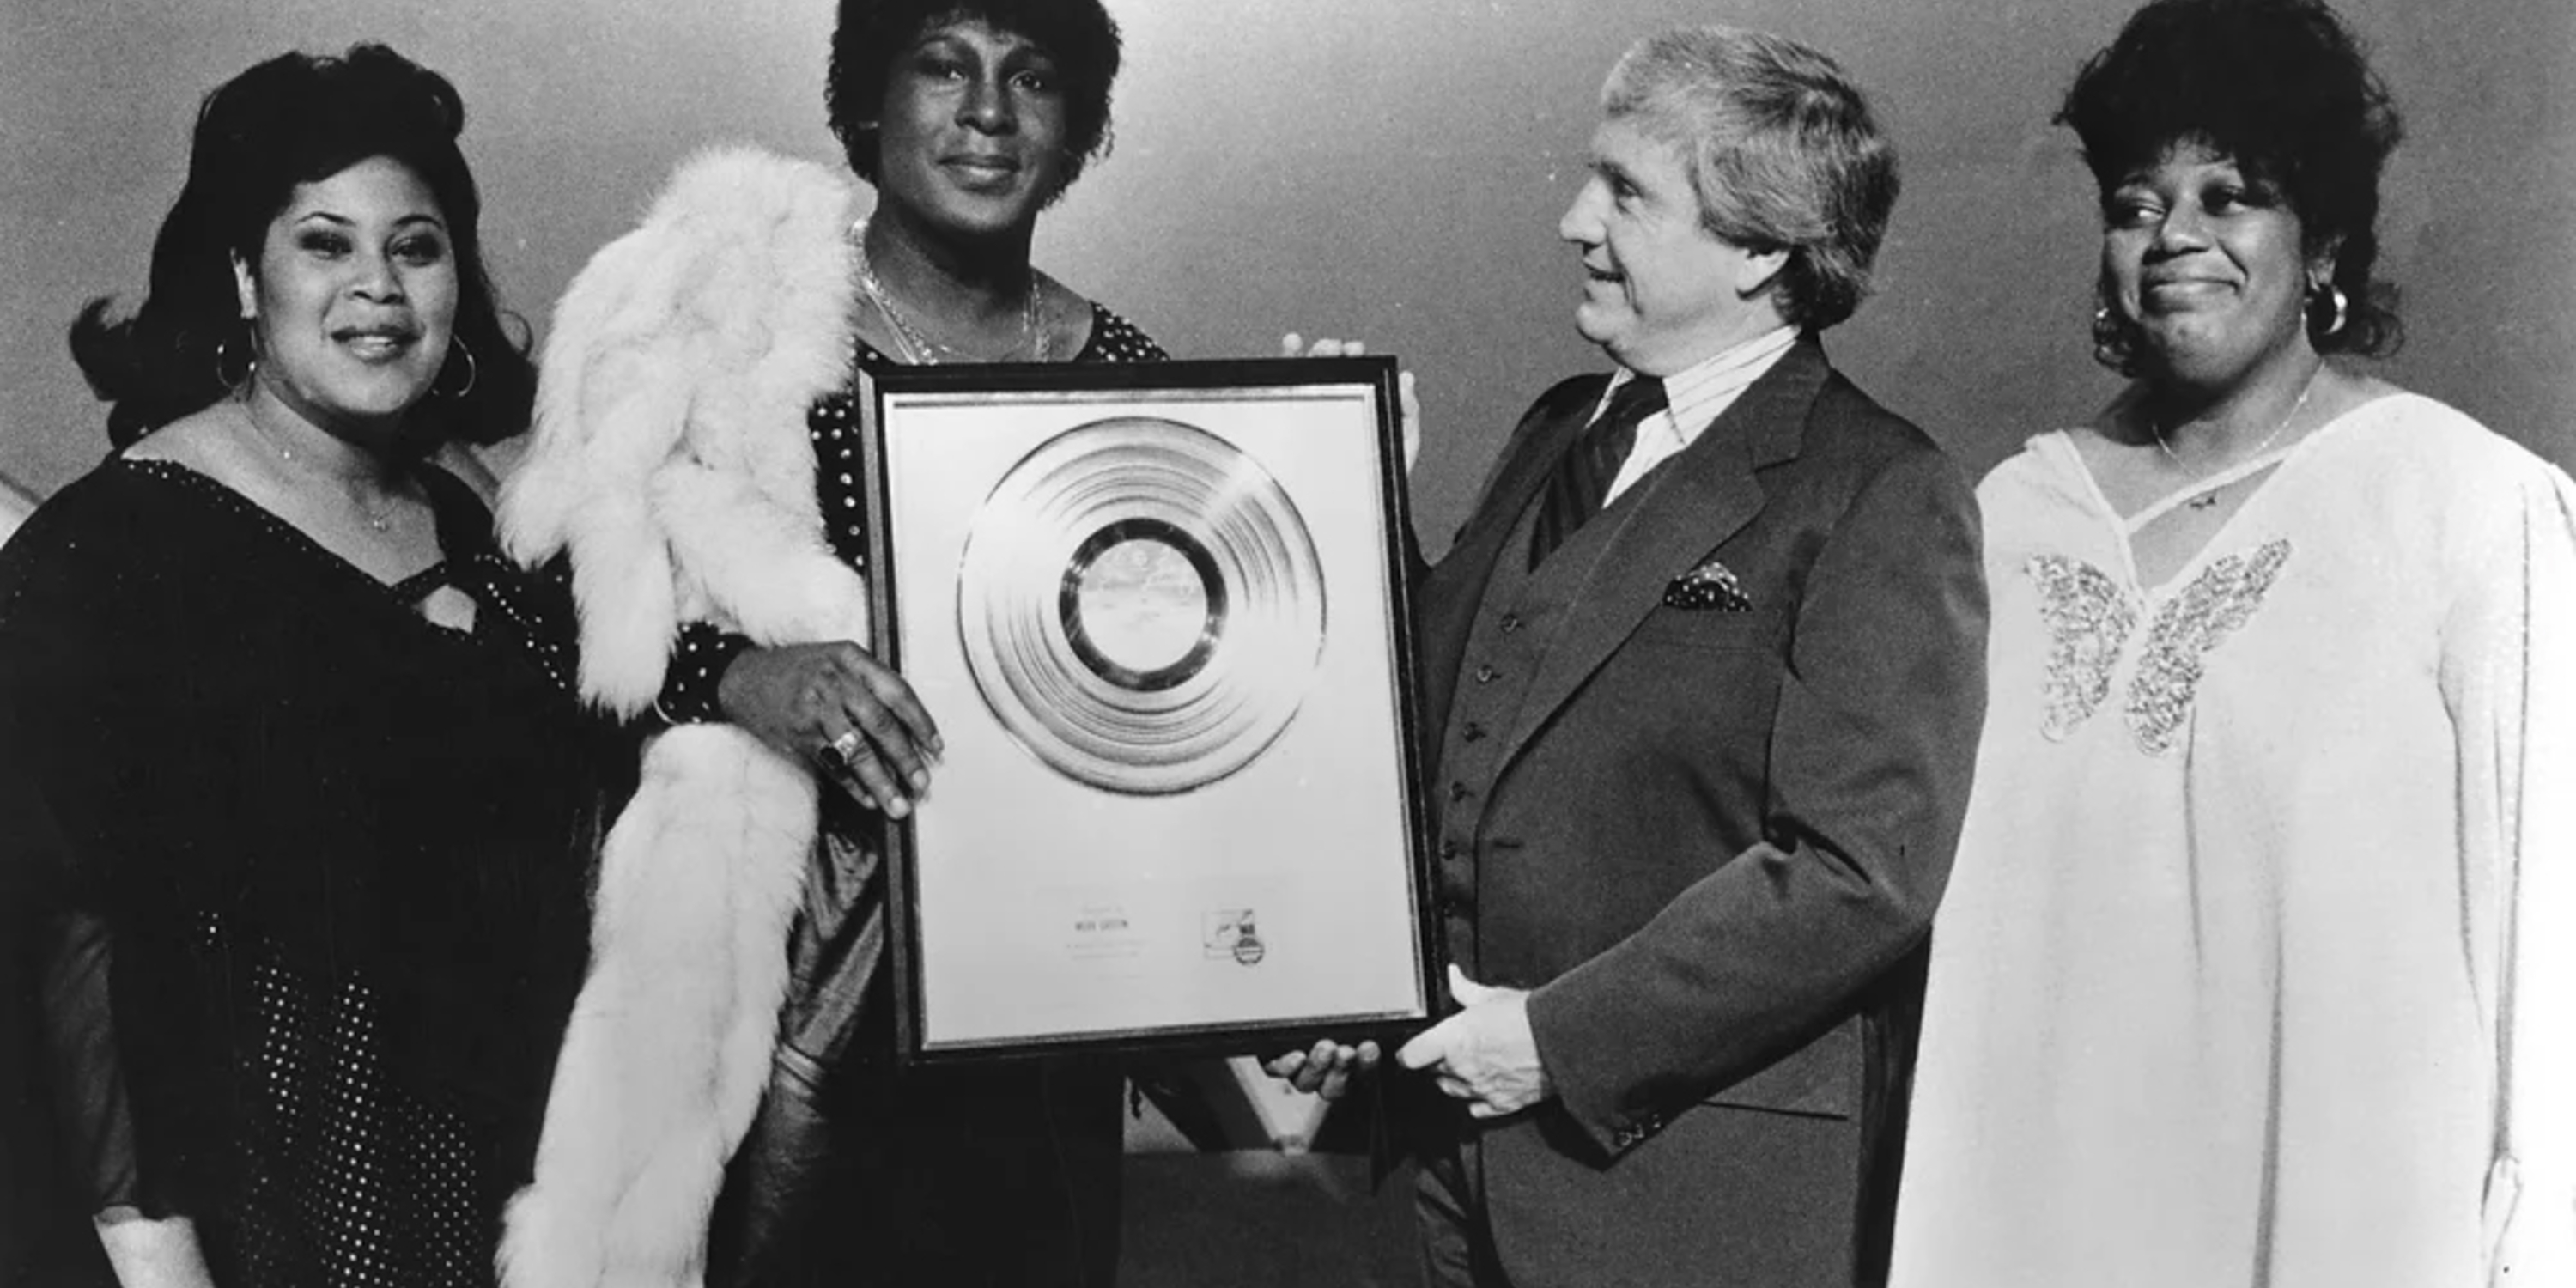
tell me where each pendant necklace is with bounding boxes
[850,215,1050,365]
[242,404,398,533]
[2152,364,2319,511]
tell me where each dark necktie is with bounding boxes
[1528,376,1666,568]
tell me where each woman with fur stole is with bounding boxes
[492,1,1165,1284]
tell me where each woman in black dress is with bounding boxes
[495,2,1164,1284]
[0,45,611,1288]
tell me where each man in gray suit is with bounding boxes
[1278,25,1986,1288]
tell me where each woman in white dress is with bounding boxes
[1890,1,2574,1284]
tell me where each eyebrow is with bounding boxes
[914,32,1055,66]
[291,210,447,230]
[1591,157,1639,190]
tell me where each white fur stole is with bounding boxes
[494,147,868,1288]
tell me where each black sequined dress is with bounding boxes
[0,459,618,1286]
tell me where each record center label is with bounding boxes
[1074,538,1207,668]
[1062,520,1222,690]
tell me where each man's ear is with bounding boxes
[1735,246,1791,302]
[231,251,258,322]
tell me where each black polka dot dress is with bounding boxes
[653,303,1161,1288]
[657,305,1167,719]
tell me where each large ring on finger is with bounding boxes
[817,730,863,771]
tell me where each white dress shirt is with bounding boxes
[1597,325,1798,506]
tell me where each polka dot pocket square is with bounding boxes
[1662,557,1753,611]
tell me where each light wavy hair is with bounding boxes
[1603,27,1899,331]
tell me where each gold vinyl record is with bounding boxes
[956,416,1327,795]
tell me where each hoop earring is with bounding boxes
[2091,304,2128,372]
[2317,285,2349,339]
[214,335,253,390]
[433,337,478,399]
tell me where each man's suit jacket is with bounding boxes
[1412,337,1986,1287]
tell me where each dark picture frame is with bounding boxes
[854,357,1437,1062]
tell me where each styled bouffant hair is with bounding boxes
[1602,26,1901,333]
[2061,0,2405,360]
[825,0,1123,197]
[69,44,534,450]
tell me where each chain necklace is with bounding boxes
[849,215,1050,365]
[239,401,400,533]
[2151,364,2319,507]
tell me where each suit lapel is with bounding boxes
[1447,379,1608,589]
[1492,342,1830,777]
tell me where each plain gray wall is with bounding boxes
[5,0,2570,555]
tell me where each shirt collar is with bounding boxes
[1601,325,1799,445]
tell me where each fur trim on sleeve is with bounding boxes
[493,147,872,1288]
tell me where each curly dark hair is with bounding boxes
[2061,0,2404,366]
[69,44,534,450]
[825,0,1122,198]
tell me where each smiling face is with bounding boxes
[871,17,1072,238]
[2102,141,2327,391]
[1558,117,1788,374]
[234,155,457,435]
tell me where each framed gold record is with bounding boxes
[856,358,1436,1061]
[954,416,1325,795]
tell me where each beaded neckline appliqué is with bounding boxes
[2029,556,2136,741]
[2027,538,2293,754]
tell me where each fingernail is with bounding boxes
[910,769,930,791]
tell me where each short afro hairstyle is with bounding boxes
[2062,0,2404,361]
[825,0,1123,197]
